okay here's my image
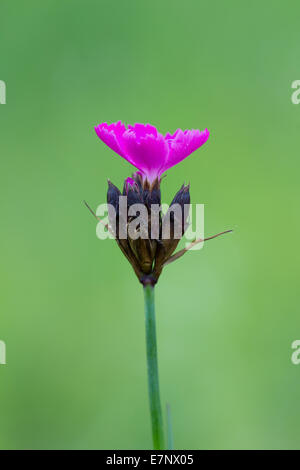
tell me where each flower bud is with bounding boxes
[105,177,191,285]
[153,184,190,280]
[107,180,121,212]
[169,184,190,234]
[107,180,121,233]
[123,177,143,207]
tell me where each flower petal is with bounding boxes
[94,122,209,181]
[95,121,130,161]
[121,129,169,182]
[127,123,158,139]
[163,128,209,172]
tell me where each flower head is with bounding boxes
[95,121,209,183]
[86,120,232,285]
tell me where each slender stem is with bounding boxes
[143,284,165,450]
[166,403,174,450]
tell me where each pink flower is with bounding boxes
[95,121,209,183]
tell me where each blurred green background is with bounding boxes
[1,0,300,450]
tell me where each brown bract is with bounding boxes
[107,173,191,286]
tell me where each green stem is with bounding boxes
[166,403,174,450]
[143,284,165,450]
